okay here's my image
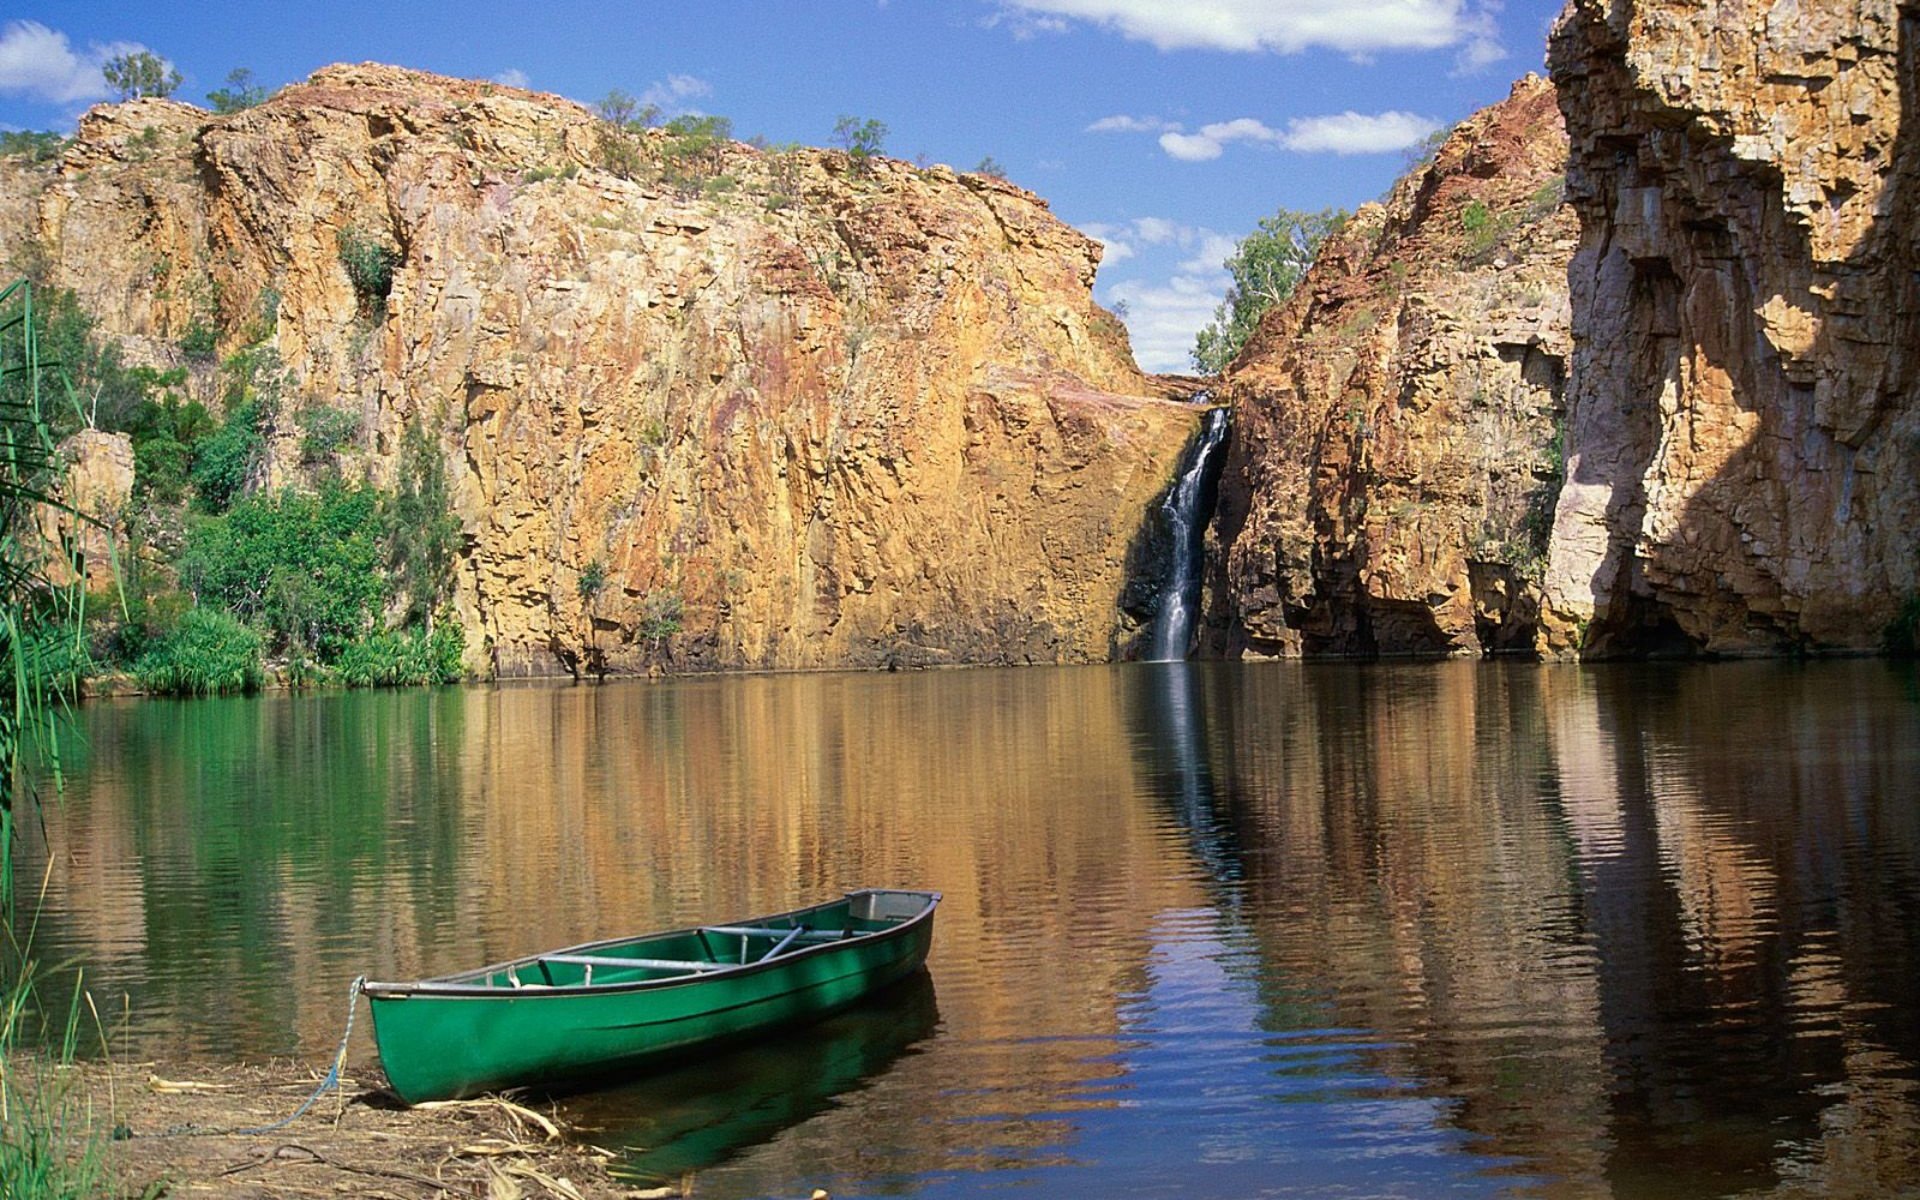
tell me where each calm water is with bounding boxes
[19,661,1920,1198]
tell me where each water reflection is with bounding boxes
[19,661,1920,1197]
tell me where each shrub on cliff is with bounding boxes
[206,68,268,114]
[1192,207,1345,374]
[132,608,263,696]
[336,226,400,319]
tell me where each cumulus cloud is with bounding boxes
[1084,217,1239,371]
[492,67,531,89]
[0,20,151,106]
[1118,110,1439,161]
[996,0,1503,59]
[1085,113,1178,134]
[1276,110,1441,154]
[639,73,712,114]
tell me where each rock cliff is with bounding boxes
[3,65,1197,675]
[1209,76,1576,657]
[1544,0,1919,655]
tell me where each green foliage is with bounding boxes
[0,130,68,163]
[102,51,181,101]
[660,114,734,194]
[832,115,888,167]
[1,969,114,1200]
[1191,207,1346,374]
[1,278,90,917]
[178,318,218,362]
[1460,200,1492,233]
[181,481,384,658]
[131,607,263,695]
[1524,175,1567,222]
[972,155,1008,179]
[206,67,268,114]
[336,226,400,319]
[189,396,267,511]
[593,90,658,180]
[639,589,683,645]
[578,559,608,604]
[381,421,461,630]
[126,388,212,503]
[297,402,361,465]
[332,622,464,687]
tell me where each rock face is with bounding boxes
[36,430,135,590]
[1210,76,1576,658]
[1543,1,1919,655]
[2,65,1197,674]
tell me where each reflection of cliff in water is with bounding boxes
[568,973,938,1185]
[1158,661,1920,1197]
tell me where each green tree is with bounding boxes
[0,130,67,163]
[381,421,461,630]
[102,51,181,101]
[1191,207,1346,374]
[832,115,887,166]
[206,67,268,114]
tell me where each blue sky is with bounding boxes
[0,1,1565,372]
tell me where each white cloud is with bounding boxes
[639,73,712,114]
[492,67,531,89]
[1088,217,1237,372]
[0,20,153,106]
[1105,270,1225,373]
[1277,110,1440,154]
[997,0,1503,59]
[1085,113,1178,134]
[1120,110,1438,161]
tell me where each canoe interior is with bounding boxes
[381,888,937,994]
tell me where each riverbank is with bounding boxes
[12,1055,669,1198]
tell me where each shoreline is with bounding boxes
[13,1053,666,1198]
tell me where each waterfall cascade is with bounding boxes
[1148,406,1232,662]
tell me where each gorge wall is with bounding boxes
[1210,76,1577,658]
[2,65,1198,675]
[1543,0,1919,655]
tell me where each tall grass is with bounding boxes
[3,277,114,1196]
[2,934,114,1198]
[131,607,263,696]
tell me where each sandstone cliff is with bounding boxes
[1544,0,1919,655]
[1209,76,1576,658]
[3,65,1197,675]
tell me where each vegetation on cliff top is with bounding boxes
[1192,208,1345,374]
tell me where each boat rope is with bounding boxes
[149,974,365,1139]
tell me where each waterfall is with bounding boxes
[1148,406,1232,662]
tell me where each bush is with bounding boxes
[190,397,267,511]
[180,482,385,658]
[133,608,263,695]
[178,319,218,362]
[206,68,268,114]
[297,403,361,464]
[337,226,400,318]
[332,623,465,687]
[0,130,68,163]
[832,116,887,167]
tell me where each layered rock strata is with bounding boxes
[1210,76,1576,658]
[1544,0,1919,655]
[2,65,1197,675]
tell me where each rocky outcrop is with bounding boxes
[1543,0,1919,655]
[1210,76,1575,658]
[3,66,1197,674]
[35,430,135,590]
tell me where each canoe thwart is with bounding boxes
[539,954,726,974]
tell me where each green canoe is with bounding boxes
[364,888,940,1103]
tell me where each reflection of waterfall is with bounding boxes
[1149,407,1232,662]
[1145,662,1241,888]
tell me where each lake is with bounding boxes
[19,660,1920,1197]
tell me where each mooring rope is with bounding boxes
[151,974,366,1139]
